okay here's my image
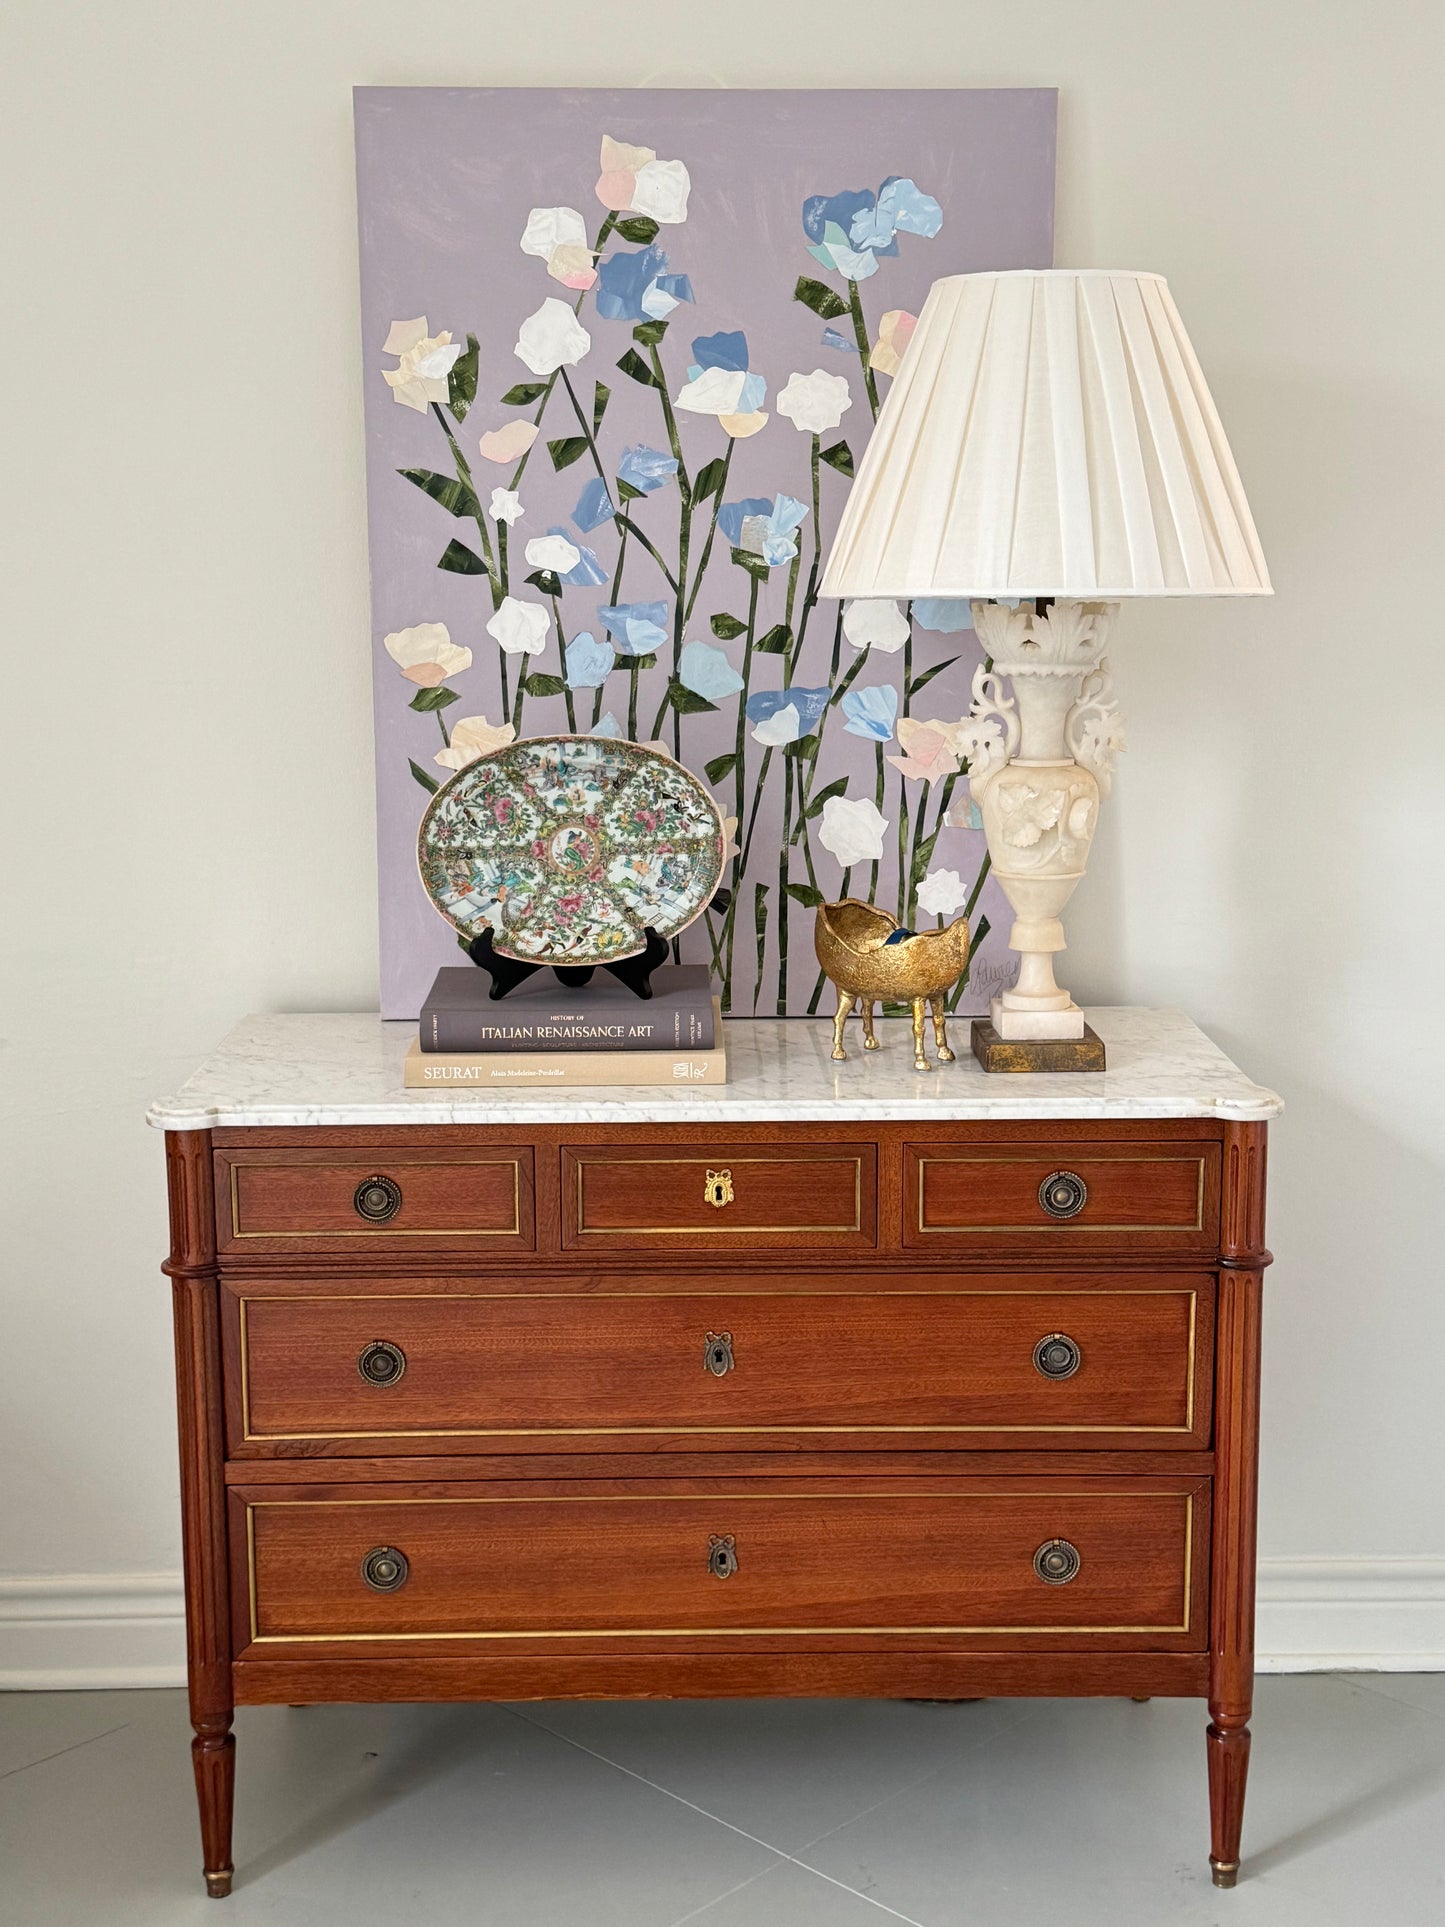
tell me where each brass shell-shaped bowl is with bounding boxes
[814,899,970,1002]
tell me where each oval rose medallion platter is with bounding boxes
[417,735,727,966]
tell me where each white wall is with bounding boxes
[3,0,1442,1682]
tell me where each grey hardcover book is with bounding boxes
[419,964,715,1053]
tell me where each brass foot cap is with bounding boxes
[1211,1861,1239,1889]
[205,1870,234,1899]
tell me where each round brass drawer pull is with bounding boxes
[358,1340,407,1386]
[360,1546,409,1592]
[1033,1333,1081,1380]
[1038,1170,1087,1220]
[1033,1538,1082,1586]
[708,1534,739,1578]
[354,1174,403,1223]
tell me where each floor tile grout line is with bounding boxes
[503,1706,929,1926]
[1331,1672,1445,1726]
[662,1864,787,1927]
[0,1723,131,1782]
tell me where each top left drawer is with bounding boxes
[214,1146,535,1255]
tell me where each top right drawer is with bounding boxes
[903,1141,1221,1256]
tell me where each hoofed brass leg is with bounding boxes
[861,1001,880,1049]
[929,993,954,1061]
[831,993,854,1061]
[911,999,931,1071]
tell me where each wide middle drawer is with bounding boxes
[227,1278,1213,1450]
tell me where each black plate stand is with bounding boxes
[466,925,671,1001]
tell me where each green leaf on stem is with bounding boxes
[446,334,480,422]
[632,318,669,346]
[754,622,791,654]
[547,435,589,471]
[437,538,489,576]
[593,381,611,434]
[754,882,770,988]
[616,214,661,244]
[409,759,439,794]
[794,275,850,320]
[398,467,480,519]
[522,671,567,698]
[524,567,563,596]
[616,348,660,387]
[616,478,645,502]
[730,545,771,581]
[710,611,747,639]
[666,674,718,717]
[911,830,941,880]
[627,652,658,672]
[693,457,728,501]
[783,737,818,757]
[706,752,738,784]
[501,381,548,405]
[785,882,824,909]
[820,440,854,477]
[805,777,849,819]
[408,684,461,713]
[908,656,959,698]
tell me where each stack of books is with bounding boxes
[403,964,726,1088]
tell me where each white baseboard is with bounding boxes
[2,1559,1442,1690]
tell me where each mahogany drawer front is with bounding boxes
[905,1143,1221,1255]
[234,1479,1208,1653]
[214,1147,535,1254]
[561,1143,877,1250]
[229,1281,1211,1450]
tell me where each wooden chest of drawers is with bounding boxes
[154,1010,1277,1898]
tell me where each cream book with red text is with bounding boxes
[403,1001,726,1088]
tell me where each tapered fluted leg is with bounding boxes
[193,1717,236,1897]
[1207,1713,1250,1888]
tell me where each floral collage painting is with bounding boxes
[355,88,1057,1017]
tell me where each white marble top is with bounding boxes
[147,1008,1281,1130]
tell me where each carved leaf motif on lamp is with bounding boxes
[820,269,1271,1064]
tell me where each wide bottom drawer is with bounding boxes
[232,1477,1210,1656]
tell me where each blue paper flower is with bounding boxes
[913,597,973,634]
[718,494,810,568]
[821,327,859,353]
[841,683,899,741]
[549,528,608,588]
[617,445,679,494]
[590,711,623,739]
[802,176,942,278]
[673,331,768,432]
[745,685,832,745]
[572,477,615,533]
[597,601,669,656]
[594,245,694,323]
[679,640,744,703]
[565,632,615,689]
[691,330,750,371]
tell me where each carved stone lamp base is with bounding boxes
[970,1019,1106,1075]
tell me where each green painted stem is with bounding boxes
[847,282,880,420]
[682,441,734,623]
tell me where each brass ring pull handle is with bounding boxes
[360,1546,409,1592]
[357,1340,407,1386]
[1038,1170,1087,1220]
[1033,1333,1081,1380]
[703,1332,735,1376]
[354,1174,403,1223]
[703,1168,735,1208]
[707,1534,739,1578]
[1033,1538,1082,1586]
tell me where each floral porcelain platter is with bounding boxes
[417,735,727,965]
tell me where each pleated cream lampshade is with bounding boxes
[821,269,1271,600]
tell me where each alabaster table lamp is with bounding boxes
[822,269,1271,1070]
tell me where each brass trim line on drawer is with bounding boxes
[228,1160,524,1241]
[572,1156,864,1236]
[235,1289,1199,1442]
[914,1156,1207,1235]
[244,1492,1195,1643]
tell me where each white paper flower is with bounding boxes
[871,309,918,378]
[520,206,587,259]
[819,795,889,868]
[524,534,581,574]
[776,369,853,435]
[381,318,464,413]
[514,297,591,377]
[630,157,691,224]
[478,420,539,464]
[719,813,740,861]
[434,714,516,772]
[916,868,968,919]
[383,621,472,687]
[842,598,910,654]
[486,596,549,656]
[751,702,800,747]
[674,366,750,417]
[488,488,524,525]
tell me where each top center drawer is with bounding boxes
[561,1143,877,1250]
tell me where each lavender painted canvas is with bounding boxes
[355,88,1057,1018]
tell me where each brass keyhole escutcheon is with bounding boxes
[708,1534,739,1578]
[703,1332,735,1377]
[704,1168,735,1209]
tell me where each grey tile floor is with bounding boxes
[2,1677,1442,1925]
